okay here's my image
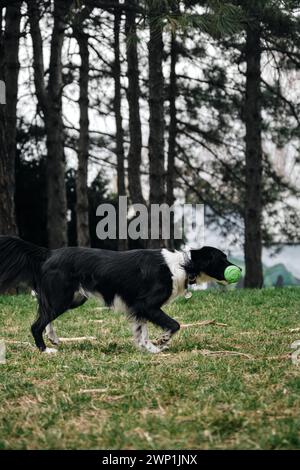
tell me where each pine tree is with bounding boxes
[0,3,21,235]
[125,0,145,206]
[73,7,92,247]
[28,0,72,248]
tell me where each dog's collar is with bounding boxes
[183,251,197,300]
[182,250,197,289]
[187,275,197,285]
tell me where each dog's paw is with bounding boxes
[147,342,170,354]
[159,344,169,352]
[153,338,168,347]
[43,347,58,354]
[153,332,171,347]
[140,341,162,354]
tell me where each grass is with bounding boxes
[1,287,300,450]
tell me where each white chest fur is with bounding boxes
[161,249,187,303]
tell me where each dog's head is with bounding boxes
[189,246,241,284]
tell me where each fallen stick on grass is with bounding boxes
[5,337,97,345]
[199,349,254,359]
[265,353,292,361]
[5,340,34,348]
[181,319,227,328]
[59,336,97,342]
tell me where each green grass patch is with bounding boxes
[1,288,300,449]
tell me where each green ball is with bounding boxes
[224,266,241,284]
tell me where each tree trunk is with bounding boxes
[27,1,49,115]
[166,32,178,249]
[0,9,8,233]
[148,5,165,248]
[74,27,90,247]
[28,0,70,248]
[244,23,264,288]
[113,5,127,250]
[0,4,21,235]
[125,0,144,206]
[167,33,177,208]
[46,0,70,249]
[0,108,13,235]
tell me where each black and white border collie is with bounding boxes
[0,236,238,354]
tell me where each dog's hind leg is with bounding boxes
[32,271,79,353]
[32,291,59,347]
[43,293,87,346]
[32,307,56,353]
[45,323,60,346]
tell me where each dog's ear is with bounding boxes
[190,247,215,273]
[191,247,212,264]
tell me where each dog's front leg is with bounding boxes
[150,308,181,350]
[132,321,161,354]
[45,323,60,346]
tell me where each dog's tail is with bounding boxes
[0,236,50,292]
